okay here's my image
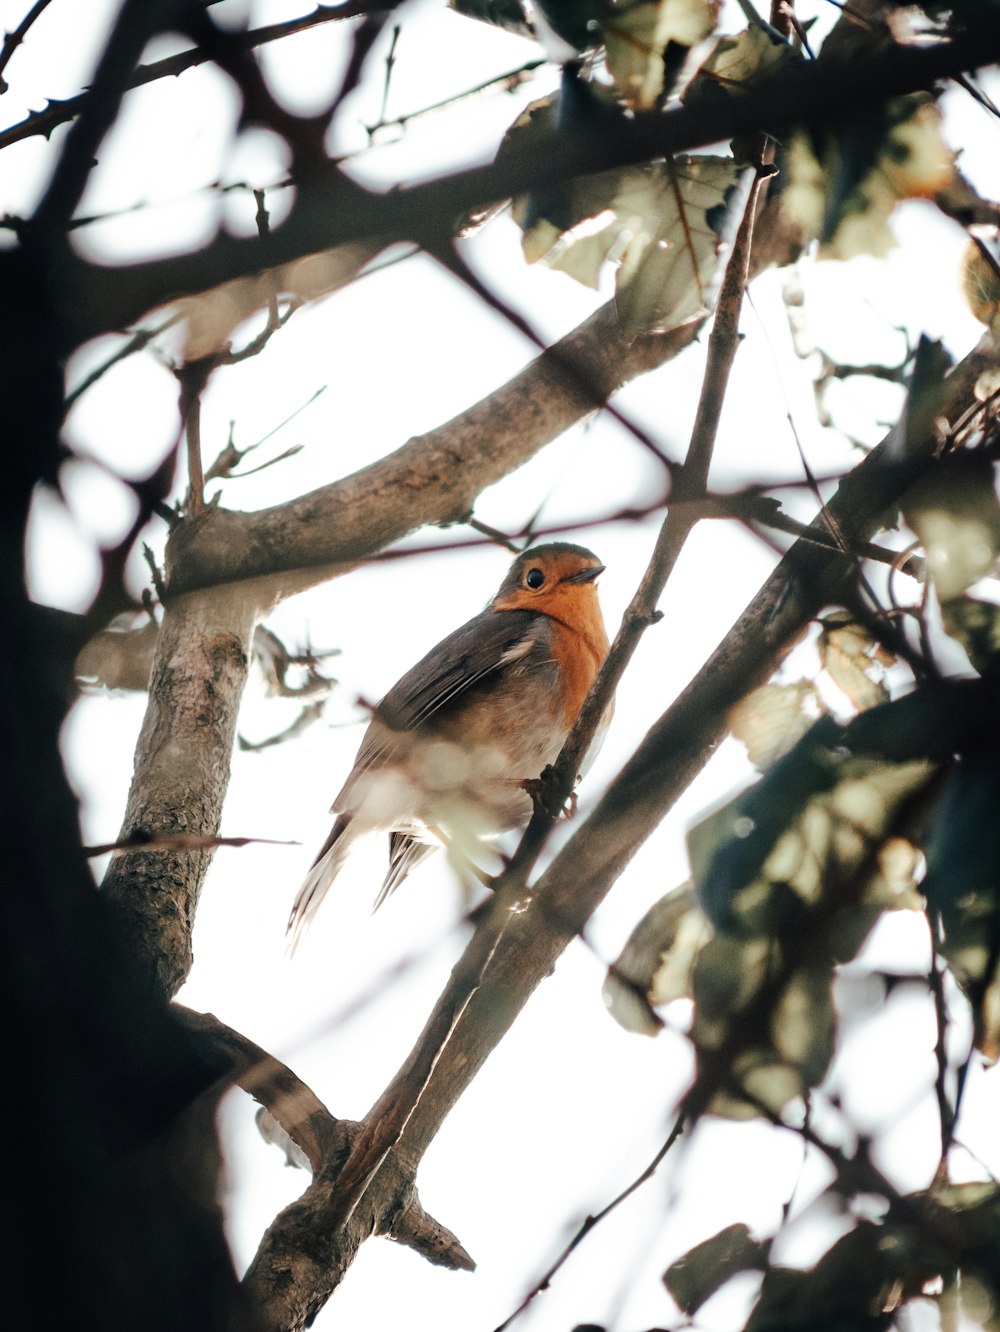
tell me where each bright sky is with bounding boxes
[7,1,1000,1328]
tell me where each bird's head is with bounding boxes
[491,542,606,624]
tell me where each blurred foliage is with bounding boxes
[500,83,750,334]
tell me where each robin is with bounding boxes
[287,542,612,946]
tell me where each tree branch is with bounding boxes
[56,18,1000,347]
[161,301,701,602]
[239,334,1000,1323]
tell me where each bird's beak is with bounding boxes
[565,563,605,584]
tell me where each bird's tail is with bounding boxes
[372,832,437,911]
[286,813,354,953]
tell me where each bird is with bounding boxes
[287,542,612,947]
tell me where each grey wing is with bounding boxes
[337,608,544,795]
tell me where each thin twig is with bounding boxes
[177,361,210,514]
[494,1111,687,1331]
[0,1,386,151]
[65,312,182,409]
[0,0,54,94]
[85,831,299,857]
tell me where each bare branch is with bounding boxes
[496,1111,687,1330]
[0,0,55,95]
[84,831,299,857]
[0,1,387,152]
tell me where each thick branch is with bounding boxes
[101,589,257,995]
[175,1007,474,1274]
[162,302,700,602]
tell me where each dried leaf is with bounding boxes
[604,0,719,110]
[729,681,816,771]
[818,612,893,713]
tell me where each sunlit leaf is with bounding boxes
[664,1223,768,1315]
[783,96,954,260]
[684,22,797,105]
[603,0,719,110]
[770,963,835,1087]
[615,156,753,334]
[818,612,894,713]
[603,885,713,1034]
[505,96,750,330]
[940,596,1000,673]
[904,453,1000,601]
[729,681,817,772]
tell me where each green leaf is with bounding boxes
[940,596,1000,674]
[664,1223,768,1315]
[746,1222,929,1332]
[504,94,750,330]
[614,155,752,335]
[532,0,605,51]
[904,453,1000,602]
[921,751,1000,1059]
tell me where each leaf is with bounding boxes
[684,22,797,106]
[448,0,535,39]
[664,1223,768,1315]
[961,237,1000,336]
[729,681,817,771]
[746,1222,931,1332]
[532,0,605,52]
[921,751,1000,1059]
[940,596,1000,673]
[504,94,750,330]
[614,155,753,335]
[603,0,719,110]
[904,453,1000,601]
[692,715,936,935]
[603,885,712,1034]
[818,612,893,713]
[783,96,954,260]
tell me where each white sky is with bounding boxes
[6,1,1000,1328]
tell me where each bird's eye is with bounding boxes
[525,567,545,589]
